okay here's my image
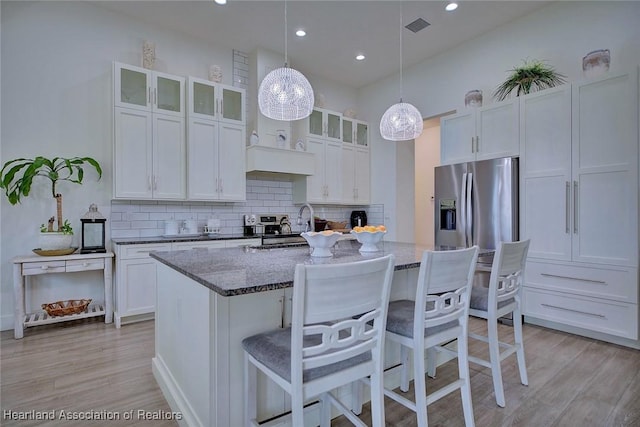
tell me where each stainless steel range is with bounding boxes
[257,214,307,246]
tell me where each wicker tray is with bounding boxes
[41,299,92,317]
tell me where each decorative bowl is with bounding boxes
[350,229,387,252]
[301,231,342,257]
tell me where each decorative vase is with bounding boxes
[209,65,223,83]
[583,49,610,78]
[39,232,73,250]
[250,130,259,146]
[276,130,287,148]
[465,90,483,108]
[343,108,357,119]
[142,41,156,70]
[315,93,326,108]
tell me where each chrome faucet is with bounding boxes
[296,203,315,232]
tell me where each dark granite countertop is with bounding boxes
[149,240,465,297]
[112,234,260,245]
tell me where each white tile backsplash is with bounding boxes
[110,177,383,237]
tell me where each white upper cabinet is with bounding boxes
[341,117,370,205]
[186,77,246,202]
[341,144,370,205]
[114,62,184,117]
[188,76,245,126]
[113,62,186,200]
[293,137,342,204]
[441,98,519,165]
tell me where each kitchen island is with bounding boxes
[149,241,477,427]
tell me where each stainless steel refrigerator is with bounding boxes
[434,156,519,267]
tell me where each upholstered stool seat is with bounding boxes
[242,328,371,383]
[385,300,458,338]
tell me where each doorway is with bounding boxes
[414,117,442,247]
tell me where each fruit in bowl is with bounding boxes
[301,230,342,257]
[350,225,387,252]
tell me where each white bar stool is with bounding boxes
[242,255,395,427]
[467,239,530,407]
[382,247,479,427]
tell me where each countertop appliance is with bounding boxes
[257,214,307,246]
[243,214,257,236]
[350,210,367,228]
[435,157,519,325]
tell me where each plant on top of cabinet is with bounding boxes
[494,59,566,101]
[0,156,102,250]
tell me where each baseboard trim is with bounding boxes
[152,355,204,427]
[524,316,640,350]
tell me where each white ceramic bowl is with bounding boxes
[350,230,387,252]
[301,231,343,257]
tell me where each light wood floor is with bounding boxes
[1,317,638,426]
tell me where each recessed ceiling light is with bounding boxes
[445,2,458,12]
[356,54,365,61]
[214,0,227,5]
[296,29,306,37]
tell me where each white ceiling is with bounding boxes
[96,0,550,89]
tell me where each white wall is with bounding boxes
[0,1,236,330]
[357,1,640,239]
[0,1,362,331]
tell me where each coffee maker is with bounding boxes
[350,210,367,228]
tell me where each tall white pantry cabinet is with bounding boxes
[113,62,186,199]
[519,69,639,344]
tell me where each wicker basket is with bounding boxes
[41,299,92,317]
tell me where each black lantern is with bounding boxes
[80,204,106,254]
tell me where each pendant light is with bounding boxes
[379,3,423,141]
[258,0,314,121]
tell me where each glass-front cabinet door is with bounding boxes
[308,109,324,137]
[188,79,245,125]
[356,121,369,146]
[153,71,184,117]
[114,62,150,111]
[342,118,354,144]
[188,77,216,120]
[306,108,342,141]
[219,84,245,125]
[326,111,342,141]
[114,62,184,118]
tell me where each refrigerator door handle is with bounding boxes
[573,180,578,234]
[460,172,468,246]
[466,172,473,246]
[565,181,570,233]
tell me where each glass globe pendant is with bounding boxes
[258,0,314,121]
[379,5,423,141]
[258,65,314,121]
[380,100,423,141]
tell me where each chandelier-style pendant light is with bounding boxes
[380,3,423,141]
[258,0,314,121]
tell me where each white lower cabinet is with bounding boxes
[114,238,260,327]
[522,260,639,340]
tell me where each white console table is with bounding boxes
[12,252,114,339]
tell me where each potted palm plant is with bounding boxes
[493,59,566,101]
[0,156,102,251]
